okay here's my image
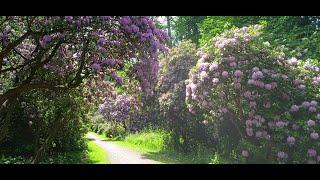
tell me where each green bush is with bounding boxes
[0,88,89,163]
[186,25,320,163]
[123,127,171,152]
[88,111,126,138]
[158,40,211,152]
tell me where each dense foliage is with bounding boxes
[157,40,209,151]
[185,25,320,163]
[0,16,168,163]
[2,16,319,164]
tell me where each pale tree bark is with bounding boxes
[166,16,172,47]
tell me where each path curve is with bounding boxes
[86,133,161,164]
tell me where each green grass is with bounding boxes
[0,134,110,164]
[91,130,214,164]
[0,140,110,164]
[86,138,110,164]
[42,150,88,164]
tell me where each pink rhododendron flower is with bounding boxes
[246,128,253,136]
[288,57,298,65]
[252,67,259,72]
[307,119,315,127]
[244,91,251,98]
[222,71,229,78]
[246,120,253,127]
[302,101,311,108]
[234,83,241,89]
[252,71,263,80]
[309,106,317,112]
[289,105,299,113]
[276,121,287,128]
[310,100,318,106]
[265,84,272,90]
[310,132,319,140]
[287,136,295,145]
[248,79,255,85]
[209,62,219,71]
[242,150,249,157]
[221,108,228,113]
[234,70,243,77]
[212,78,219,84]
[308,149,317,157]
[277,151,288,159]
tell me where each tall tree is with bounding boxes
[166,16,172,47]
[172,16,205,45]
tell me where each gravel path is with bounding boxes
[86,133,161,164]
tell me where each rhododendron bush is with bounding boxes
[98,93,147,132]
[157,40,206,151]
[185,25,320,163]
[0,16,168,108]
[0,16,168,163]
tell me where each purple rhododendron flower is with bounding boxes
[65,16,73,23]
[221,108,228,114]
[289,105,299,113]
[209,62,218,71]
[309,106,317,112]
[277,151,288,159]
[265,84,272,90]
[234,70,243,77]
[288,57,298,65]
[310,132,319,140]
[308,149,317,157]
[246,128,253,136]
[252,67,259,72]
[307,119,316,127]
[310,100,318,106]
[287,136,295,145]
[92,63,102,72]
[302,101,311,108]
[222,71,228,77]
[242,150,249,157]
[276,121,286,128]
[244,91,251,98]
[252,71,263,80]
[97,38,106,46]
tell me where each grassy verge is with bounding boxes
[0,138,110,164]
[86,139,110,164]
[90,131,214,164]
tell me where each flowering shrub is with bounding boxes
[0,16,168,108]
[185,25,320,163]
[158,40,208,151]
[82,73,117,107]
[98,93,146,132]
[0,16,168,163]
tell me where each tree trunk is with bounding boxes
[0,98,16,144]
[32,135,52,164]
[32,111,63,164]
[166,16,172,47]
